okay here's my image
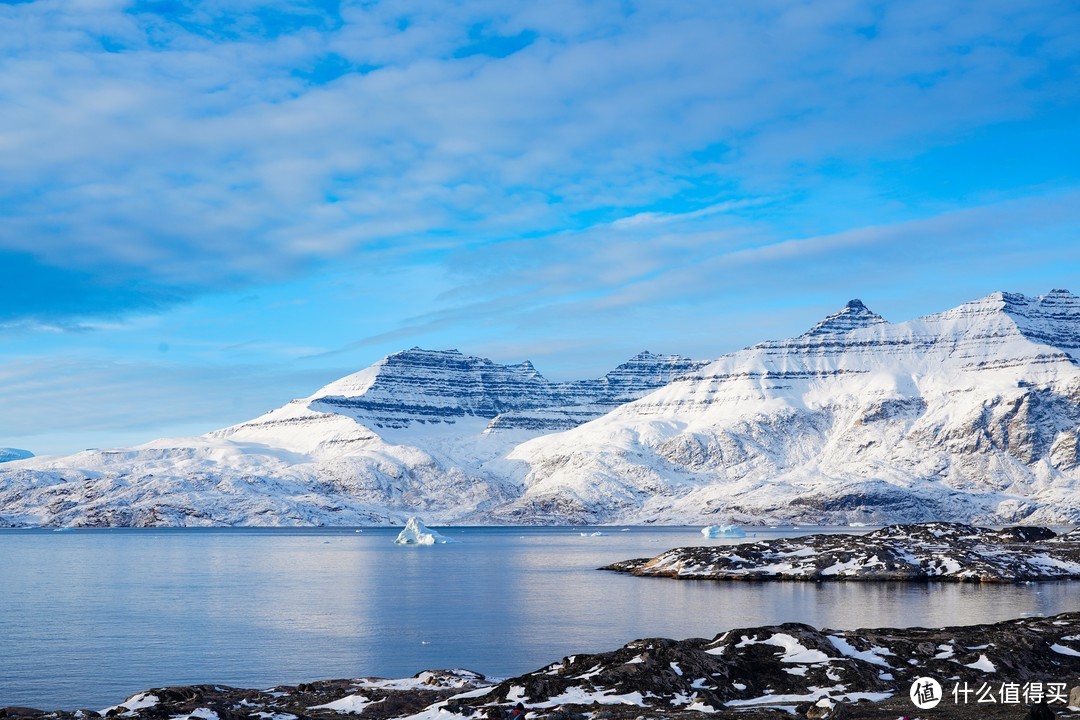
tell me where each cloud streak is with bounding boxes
[0,0,1077,323]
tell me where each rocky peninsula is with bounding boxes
[5,613,1080,720]
[602,523,1080,582]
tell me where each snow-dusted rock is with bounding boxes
[17,614,1080,720]
[394,517,452,545]
[605,522,1080,582]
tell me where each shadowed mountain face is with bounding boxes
[2,290,1080,527]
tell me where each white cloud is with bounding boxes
[0,0,1075,322]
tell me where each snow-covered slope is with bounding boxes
[0,349,705,527]
[504,290,1080,525]
[3,290,1080,527]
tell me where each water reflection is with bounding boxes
[0,526,1076,710]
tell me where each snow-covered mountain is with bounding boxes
[2,290,1080,527]
[504,290,1080,525]
[0,448,33,463]
[0,349,706,527]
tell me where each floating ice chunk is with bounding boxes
[395,517,453,545]
[701,524,746,538]
[1051,643,1080,657]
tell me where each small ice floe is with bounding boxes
[701,524,747,538]
[580,531,604,537]
[394,517,453,545]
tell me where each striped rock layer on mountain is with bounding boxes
[504,290,1080,525]
[0,350,707,526]
[1,290,1079,527]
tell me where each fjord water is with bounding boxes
[1,526,1076,710]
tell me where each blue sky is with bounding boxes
[2,0,1079,455]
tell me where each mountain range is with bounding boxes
[2,289,1079,527]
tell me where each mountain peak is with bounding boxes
[802,298,887,337]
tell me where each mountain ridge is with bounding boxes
[503,289,1080,525]
[2,289,1079,527]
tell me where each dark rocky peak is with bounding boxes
[976,289,1080,355]
[308,346,709,431]
[603,351,709,382]
[558,351,710,404]
[802,298,887,337]
[311,348,561,427]
[375,348,554,384]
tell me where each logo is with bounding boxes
[910,677,942,709]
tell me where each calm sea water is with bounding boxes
[1,525,1076,710]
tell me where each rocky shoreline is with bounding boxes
[6,613,1080,720]
[602,523,1080,582]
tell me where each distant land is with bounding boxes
[0,448,34,463]
[1,289,1079,527]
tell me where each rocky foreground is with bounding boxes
[6,614,1080,720]
[602,523,1080,582]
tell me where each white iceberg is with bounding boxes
[701,524,746,538]
[395,517,453,545]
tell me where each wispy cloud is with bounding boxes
[315,190,1080,366]
[1,0,1077,324]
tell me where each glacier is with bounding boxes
[2,290,1080,526]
